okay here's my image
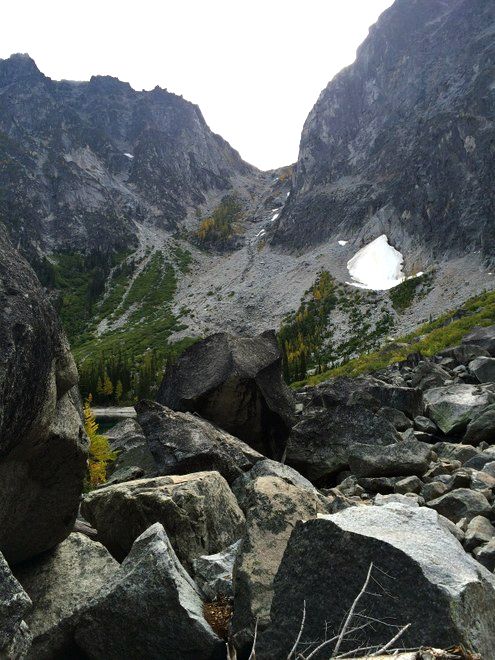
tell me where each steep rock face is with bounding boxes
[0,53,256,256]
[273,0,495,264]
[0,225,87,563]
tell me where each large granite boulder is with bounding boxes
[193,540,241,601]
[0,226,87,564]
[464,403,495,445]
[423,384,495,435]
[81,471,245,571]
[14,533,119,659]
[136,400,262,484]
[308,376,423,418]
[469,356,495,383]
[462,325,495,356]
[286,404,400,482]
[231,475,329,653]
[0,551,32,659]
[76,523,224,660]
[259,504,495,659]
[348,439,431,478]
[156,331,296,458]
[106,418,157,481]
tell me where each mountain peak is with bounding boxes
[0,53,44,86]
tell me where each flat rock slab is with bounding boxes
[424,384,495,435]
[348,438,431,478]
[258,504,495,659]
[81,471,245,570]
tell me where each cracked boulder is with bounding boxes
[156,331,295,458]
[424,384,495,435]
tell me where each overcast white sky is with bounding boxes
[1,0,394,170]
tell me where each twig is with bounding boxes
[248,618,259,660]
[369,623,411,656]
[287,601,306,659]
[332,562,374,657]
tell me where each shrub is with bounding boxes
[83,395,117,489]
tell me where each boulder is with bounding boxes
[473,538,495,571]
[462,325,495,356]
[423,384,495,435]
[378,406,412,431]
[76,523,223,660]
[0,551,32,658]
[443,343,491,366]
[420,481,449,502]
[14,533,119,659]
[193,540,241,600]
[106,418,157,481]
[464,446,495,470]
[410,361,451,391]
[433,441,479,464]
[156,331,295,458]
[231,476,328,653]
[286,404,399,482]
[0,227,87,564]
[469,356,495,383]
[414,415,438,434]
[463,516,495,552]
[348,439,431,478]
[81,472,245,570]
[427,488,492,523]
[357,476,402,494]
[136,400,262,484]
[310,376,423,418]
[258,504,495,659]
[231,458,317,511]
[464,403,495,445]
[394,475,422,494]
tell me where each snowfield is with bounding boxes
[346,234,405,290]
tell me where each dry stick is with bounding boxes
[332,562,374,658]
[369,623,411,656]
[248,618,259,660]
[287,600,306,660]
[303,623,371,660]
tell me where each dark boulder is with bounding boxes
[0,551,32,658]
[106,418,157,481]
[0,226,87,564]
[462,325,495,356]
[285,404,400,482]
[156,331,295,458]
[464,403,495,445]
[469,356,495,383]
[427,488,492,523]
[258,504,495,659]
[136,400,262,484]
[348,439,431,478]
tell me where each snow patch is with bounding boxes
[270,212,280,222]
[256,229,266,238]
[338,240,348,246]
[346,235,405,290]
[124,153,134,159]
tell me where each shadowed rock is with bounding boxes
[156,331,296,458]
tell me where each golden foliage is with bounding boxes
[83,394,117,489]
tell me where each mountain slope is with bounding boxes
[273,0,495,266]
[0,53,256,257]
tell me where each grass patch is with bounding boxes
[389,271,435,313]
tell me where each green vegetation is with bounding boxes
[297,288,495,387]
[75,250,196,404]
[389,271,435,312]
[195,195,243,247]
[278,271,394,382]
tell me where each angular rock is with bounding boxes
[424,384,495,435]
[473,538,495,571]
[410,361,451,391]
[81,471,245,570]
[76,523,223,660]
[348,439,431,478]
[156,331,295,458]
[414,415,438,435]
[136,400,262,485]
[378,406,412,431]
[433,441,479,464]
[0,227,87,564]
[464,446,495,470]
[462,325,495,356]
[464,403,495,445]
[463,516,495,552]
[394,475,422,495]
[286,404,399,482]
[259,505,495,659]
[0,552,32,658]
[469,356,495,383]
[421,481,449,502]
[427,488,491,523]
[231,476,328,653]
[357,476,401,495]
[193,540,241,601]
[14,533,119,659]
[106,418,157,481]
[231,458,317,511]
